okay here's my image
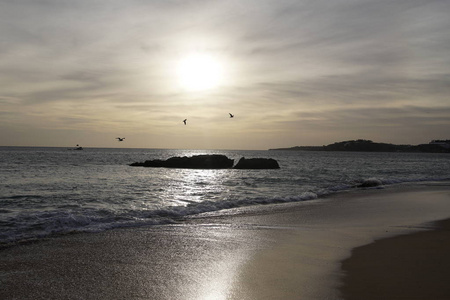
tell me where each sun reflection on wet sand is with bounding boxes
[157,223,260,300]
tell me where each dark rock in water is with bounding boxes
[233,157,280,169]
[130,155,281,170]
[357,178,383,188]
[130,154,234,169]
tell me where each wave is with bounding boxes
[0,191,319,246]
[355,176,450,188]
[2,176,450,247]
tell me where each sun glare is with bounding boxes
[177,53,224,91]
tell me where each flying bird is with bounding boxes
[183,119,187,125]
[116,137,125,141]
[229,113,234,118]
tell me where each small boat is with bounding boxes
[68,144,83,150]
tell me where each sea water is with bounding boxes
[1,146,449,245]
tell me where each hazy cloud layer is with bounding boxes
[1,0,449,149]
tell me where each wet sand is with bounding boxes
[340,218,450,300]
[1,183,450,299]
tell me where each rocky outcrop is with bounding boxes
[233,157,280,169]
[130,155,281,170]
[130,154,234,169]
[357,178,383,188]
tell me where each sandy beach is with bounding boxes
[340,218,450,300]
[1,183,450,300]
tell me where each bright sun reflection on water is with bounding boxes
[173,169,228,205]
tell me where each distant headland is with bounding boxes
[269,139,450,153]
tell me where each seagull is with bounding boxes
[229,113,234,118]
[116,137,125,141]
[183,119,187,125]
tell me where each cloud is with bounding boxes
[1,0,450,148]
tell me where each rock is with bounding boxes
[130,155,281,170]
[130,154,234,169]
[357,178,383,188]
[233,157,280,169]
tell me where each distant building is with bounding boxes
[429,140,450,149]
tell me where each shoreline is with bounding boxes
[1,183,450,299]
[340,218,450,300]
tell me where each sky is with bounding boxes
[1,0,449,150]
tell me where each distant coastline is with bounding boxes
[269,139,450,153]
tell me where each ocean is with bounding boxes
[1,146,449,246]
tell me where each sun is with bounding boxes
[177,53,224,91]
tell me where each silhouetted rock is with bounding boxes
[233,157,280,169]
[130,154,234,169]
[357,178,383,188]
